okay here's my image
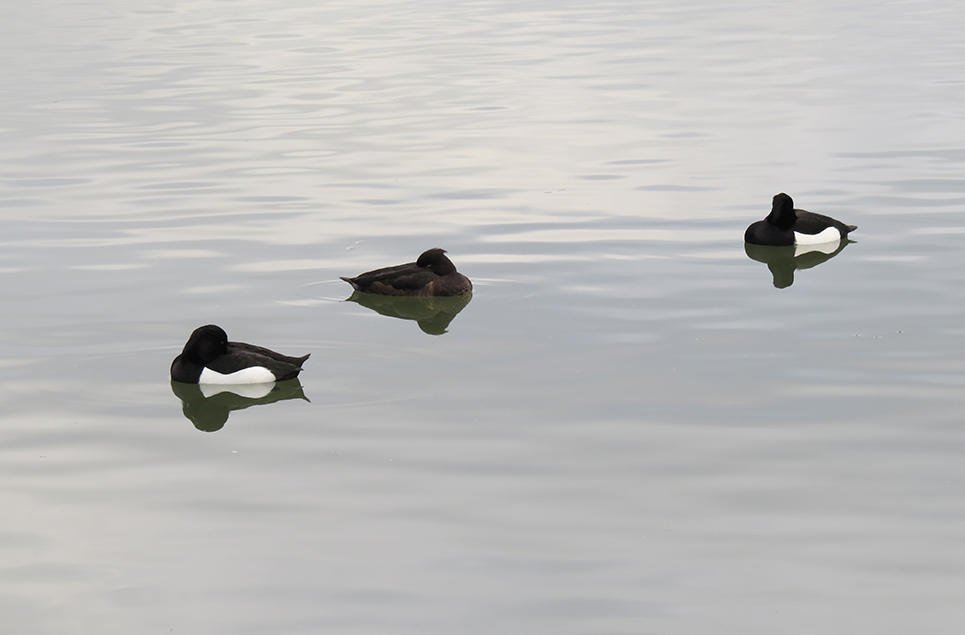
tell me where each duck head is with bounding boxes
[416,248,457,275]
[767,193,797,230]
[182,324,229,364]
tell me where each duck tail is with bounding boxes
[340,276,361,290]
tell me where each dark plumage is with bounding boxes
[340,248,472,297]
[744,193,857,247]
[171,324,309,384]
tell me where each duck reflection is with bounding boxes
[745,240,852,289]
[170,379,309,432]
[345,291,472,335]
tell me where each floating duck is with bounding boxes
[745,193,856,246]
[340,248,472,297]
[171,324,309,384]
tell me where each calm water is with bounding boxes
[2,1,965,633]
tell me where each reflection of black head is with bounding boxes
[416,248,457,275]
[768,260,795,289]
[767,193,797,230]
[417,311,458,335]
[745,243,797,288]
[183,400,230,431]
[170,381,229,431]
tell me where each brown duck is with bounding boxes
[340,248,472,297]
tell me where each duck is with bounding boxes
[171,324,309,384]
[745,193,857,247]
[340,248,472,297]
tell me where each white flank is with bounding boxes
[794,241,840,257]
[794,227,840,245]
[199,365,276,385]
[200,382,275,399]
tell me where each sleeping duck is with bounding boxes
[340,248,472,297]
[745,193,856,247]
[171,324,309,384]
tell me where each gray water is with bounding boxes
[2,1,965,633]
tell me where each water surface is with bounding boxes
[2,1,965,633]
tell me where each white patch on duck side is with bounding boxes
[200,382,275,399]
[199,365,276,385]
[794,240,840,257]
[794,226,840,245]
